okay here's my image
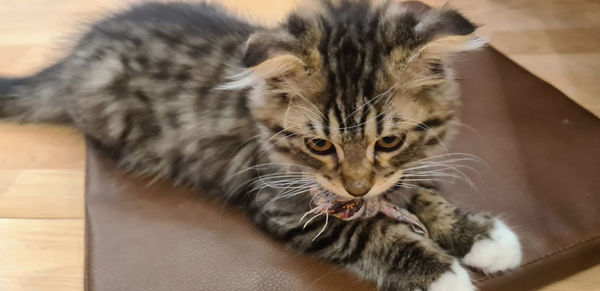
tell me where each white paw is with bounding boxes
[427,261,475,291]
[462,219,522,273]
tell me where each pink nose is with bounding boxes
[344,180,372,197]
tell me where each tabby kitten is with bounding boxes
[0,1,522,290]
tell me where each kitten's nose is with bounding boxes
[344,180,372,197]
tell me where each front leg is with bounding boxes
[248,191,475,291]
[406,185,522,273]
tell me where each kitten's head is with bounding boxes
[230,0,483,199]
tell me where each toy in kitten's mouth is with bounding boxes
[305,188,428,238]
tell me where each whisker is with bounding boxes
[312,211,329,241]
[227,162,310,179]
[394,182,431,192]
[405,153,483,165]
[402,173,463,179]
[303,211,323,229]
[400,178,455,183]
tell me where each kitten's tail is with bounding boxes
[0,63,71,124]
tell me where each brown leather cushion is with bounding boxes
[85,48,600,291]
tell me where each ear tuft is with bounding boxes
[218,54,306,91]
[420,34,487,59]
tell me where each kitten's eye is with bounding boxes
[375,135,406,152]
[305,138,335,155]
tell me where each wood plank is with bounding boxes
[0,170,84,218]
[0,124,84,170]
[0,124,85,218]
[543,264,600,291]
[0,218,84,291]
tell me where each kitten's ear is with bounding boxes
[409,3,476,39]
[242,30,297,68]
[400,1,486,56]
[243,11,316,68]
[220,30,307,91]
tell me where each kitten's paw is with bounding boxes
[427,261,475,291]
[462,219,522,273]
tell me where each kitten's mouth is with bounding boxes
[309,184,402,217]
[309,188,381,220]
[307,187,428,237]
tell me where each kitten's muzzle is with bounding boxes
[341,158,374,197]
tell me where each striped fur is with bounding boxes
[0,1,521,290]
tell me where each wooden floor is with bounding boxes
[0,1,598,290]
[445,0,600,118]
